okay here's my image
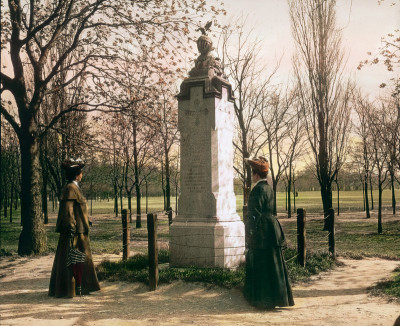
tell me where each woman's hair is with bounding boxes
[252,168,267,179]
[65,169,82,182]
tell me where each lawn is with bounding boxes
[1,189,399,258]
[1,190,399,298]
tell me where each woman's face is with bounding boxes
[76,172,83,182]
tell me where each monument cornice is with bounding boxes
[176,76,235,103]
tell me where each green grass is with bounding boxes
[281,219,400,260]
[40,188,398,216]
[1,190,399,259]
[369,266,400,300]
[96,247,337,288]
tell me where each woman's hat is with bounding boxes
[61,158,85,173]
[245,156,269,174]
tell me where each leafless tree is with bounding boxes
[258,86,299,216]
[289,0,353,225]
[1,0,223,255]
[352,89,375,218]
[218,17,279,205]
[369,103,390,233]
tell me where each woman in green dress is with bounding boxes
[243,157,294,309]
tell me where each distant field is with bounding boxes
[1,189,399,259]
[41,188,398,216]
[1,189,397,221]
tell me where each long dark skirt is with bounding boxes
[49,233,100,298]
[244,247,294,308]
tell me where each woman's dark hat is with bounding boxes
[61,158,85,172]
[245,156,269,174]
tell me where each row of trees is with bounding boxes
[1,0,225,255]
[1,0,399,256]
[215,0,399,225]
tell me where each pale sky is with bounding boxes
[217,0,400,97]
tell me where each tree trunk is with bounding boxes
[321,181,333,231]
[390,171,396,215]
[9,184,14,223]
[293,181,296,213]
[288,174,292,218]
[132,118,141,228]
[119,188,123,214]
[378,182,383,234]
[244,163,252,206]
[362,181,365,211]
[127,191,132,223]
[175,182,178,216]
[336,180,340,216]
[370,175,374,210]
[285,186,288,211]
[272,181,278,216]
[18,135,47,255]
[135,183,141,228]
[42,169,48,224]
[4,192,8,219]
[364,178,370,218]
[145,179,148,214]
[114,184,118,217]
[164,142,171,212]
[161,162,166,211]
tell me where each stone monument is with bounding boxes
[169,26,245,268]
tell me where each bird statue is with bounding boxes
[196,21,212,35]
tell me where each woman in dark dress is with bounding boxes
[49,159,100,298]
[243,156,294,309]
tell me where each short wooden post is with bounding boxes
[327,208,336,258]
[121,209,130,261]
[167,207,173,226]
[296,208,306,267]
[147,213,158,291]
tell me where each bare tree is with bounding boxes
[369,103,390,233]
[219,18,279,204]
[152,75,179,214]
[284,89,305,218]
[1,0,223,255]
[258,86,297,216]
[377,91,400,216]
[352,90,375,218]
[289,0,353,225]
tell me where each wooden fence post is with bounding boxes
[167,207,173,226]
[296,208,306,267]
[121,209,130,261]
[327,208,336,258]
[147,213,158,291]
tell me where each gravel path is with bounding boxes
[0,254,399,326]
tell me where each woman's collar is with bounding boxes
[254,178,268,187]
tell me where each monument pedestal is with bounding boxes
[170,219,245,268]
[169,63,245,268]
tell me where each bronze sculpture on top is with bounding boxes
[177,21,231,101]
[189,21,224,79]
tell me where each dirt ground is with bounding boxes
[0,253,399,326]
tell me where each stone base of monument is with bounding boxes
[169,217,245,268]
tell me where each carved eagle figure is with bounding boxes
[196,21,212,35]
